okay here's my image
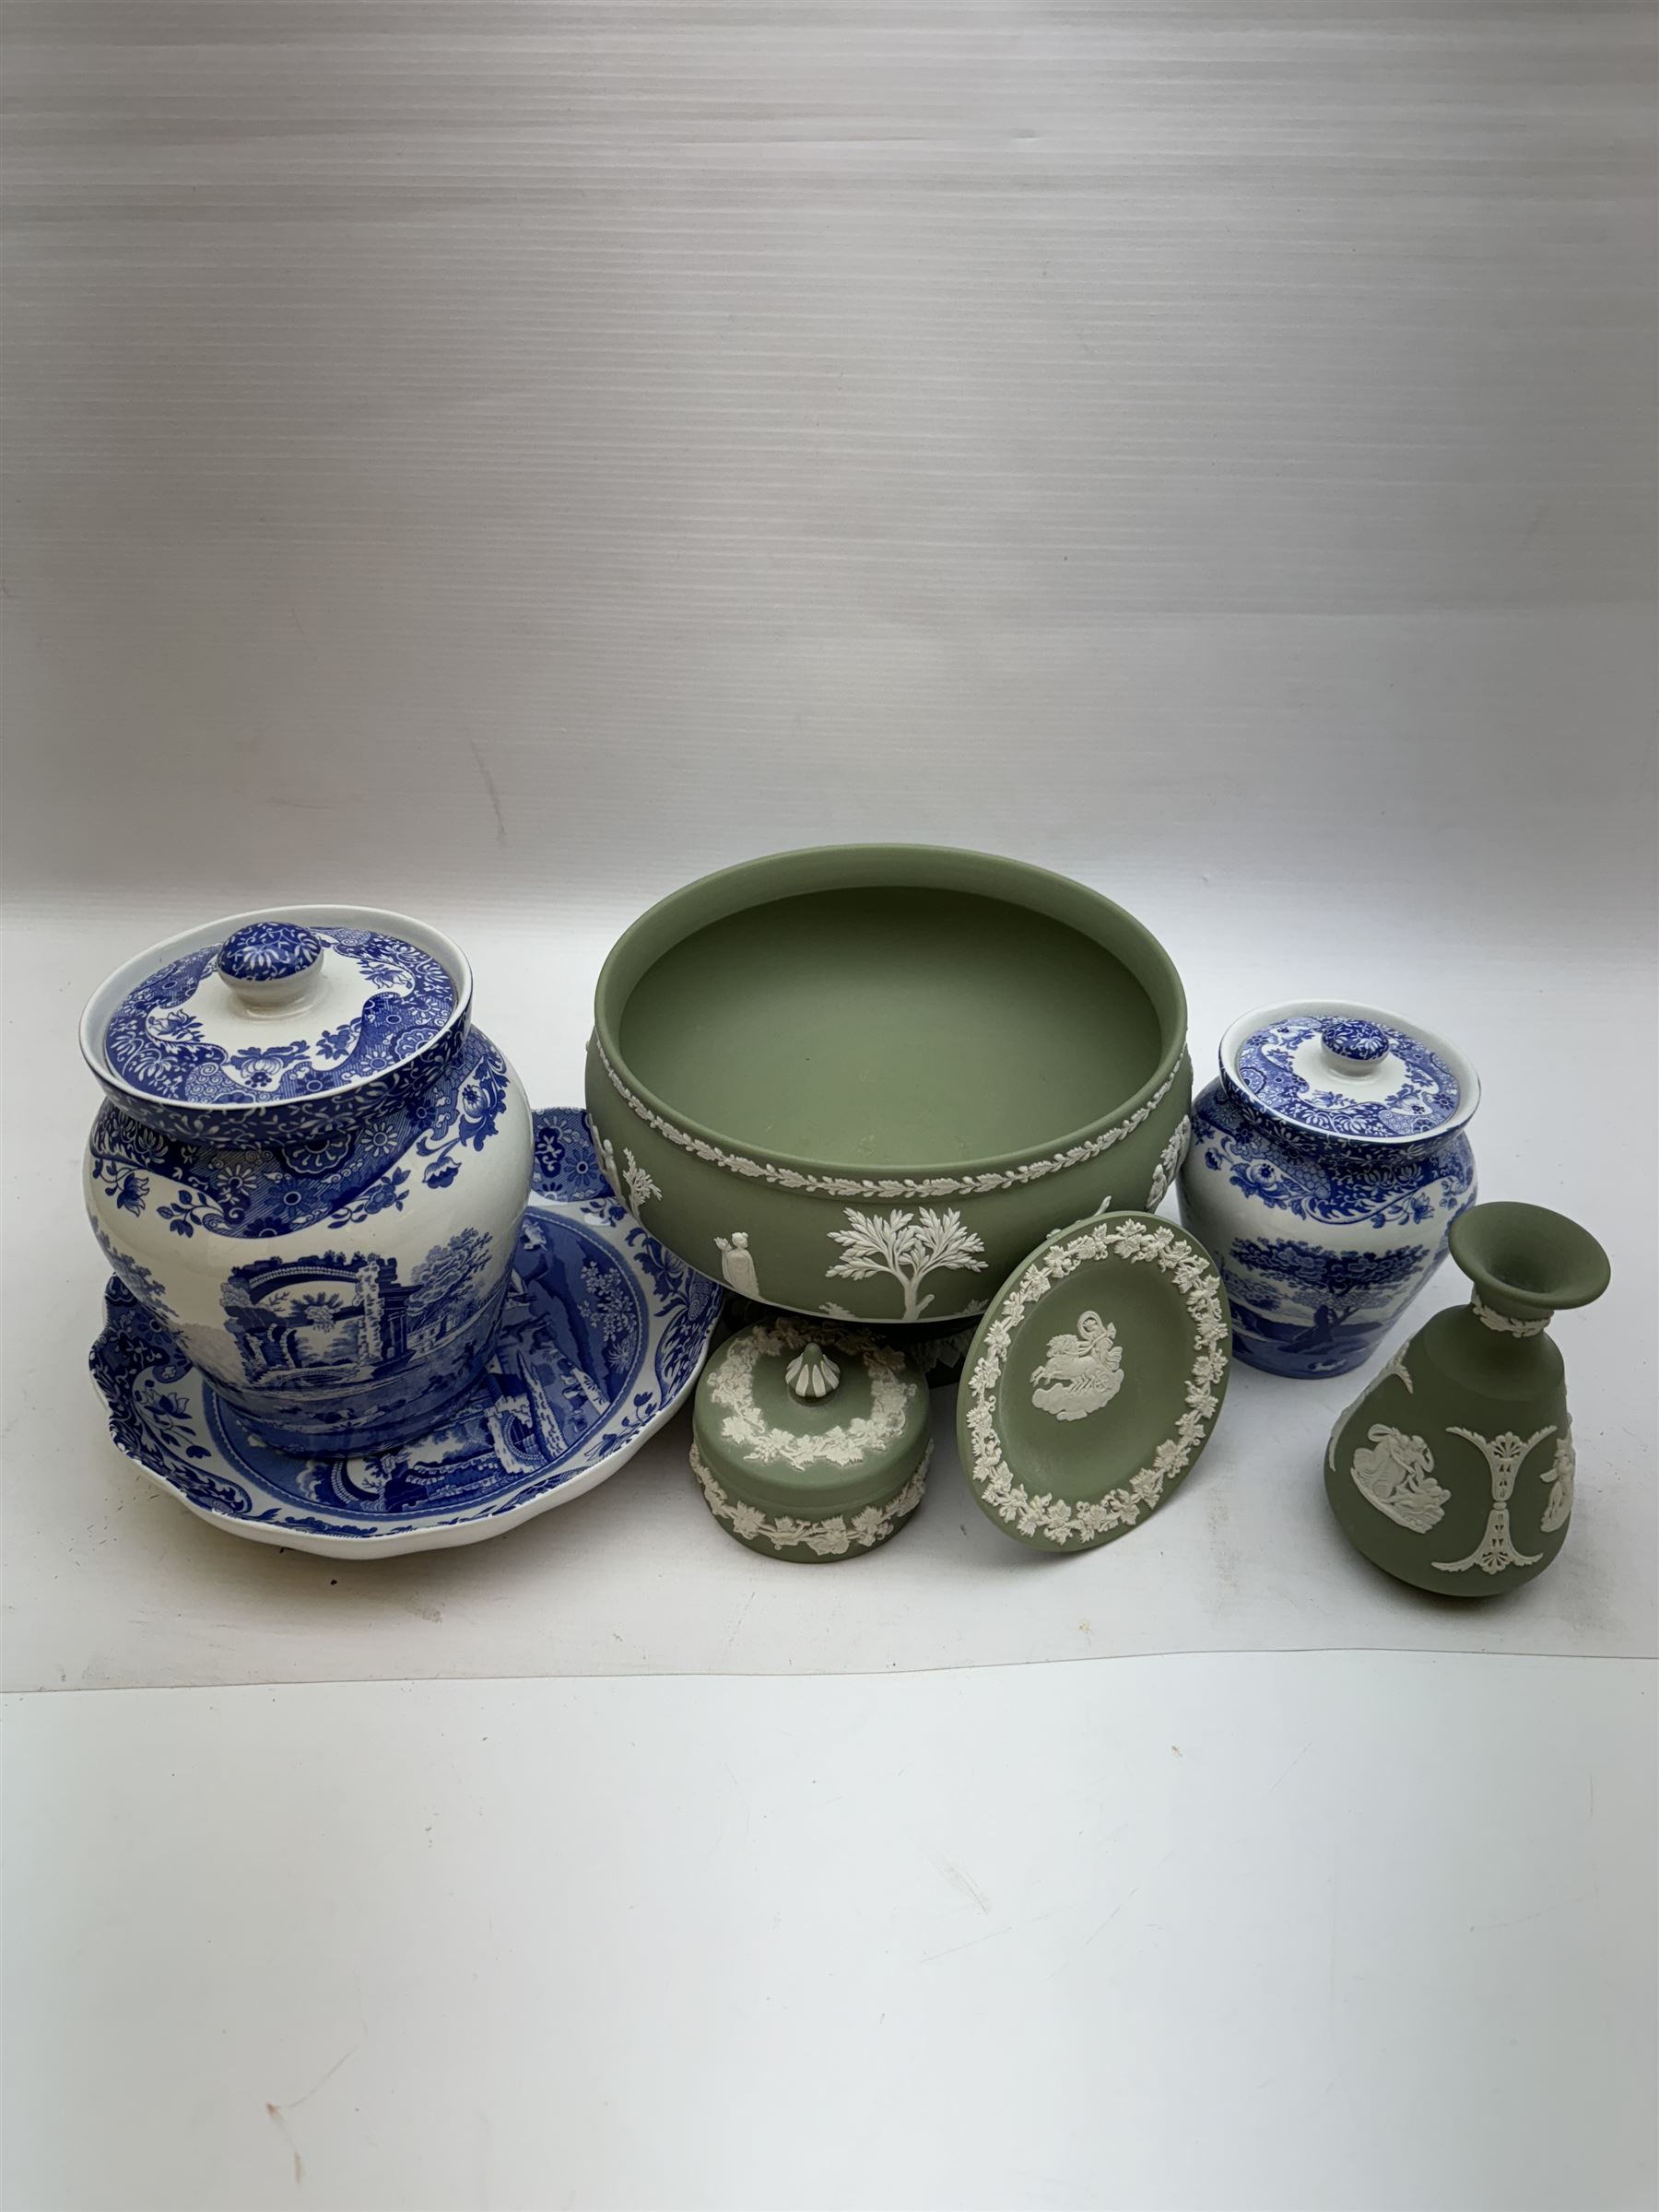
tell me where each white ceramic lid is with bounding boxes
[93,909,461,1109]
[1222,1000,1478,1144]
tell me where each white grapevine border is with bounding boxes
[690,1439,931,1558]
[704,1318,917,1471]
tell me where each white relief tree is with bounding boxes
[826,1206,987,1323]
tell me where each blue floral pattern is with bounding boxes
[102,925,455,1107]
[1235,1014,1462,1140]
[88,1033,512,1239]
[93,1017,472,1151]
[534,1107,615,1201]
[216,922,323,983]
[88,1125,724,1550]
[1194,1084,1474,1231]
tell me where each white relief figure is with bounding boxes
[1146,1116,1193,1209]
[1090,1191,1116,1217]
[715,1231,762,1300]
[1030,1311,1125,1422]
[1539,1429,1576,1534]
[594,1128,622,1200]
[1433,1426,1553,1576]
[619,1147,662,1218]
[1349,1423,1450,1533]
[826,1206,988,1324]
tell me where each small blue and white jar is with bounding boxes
[1178,1002,1478,1379]
[81,906,534,1455]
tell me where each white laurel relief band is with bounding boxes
[690,1438,931,1556]
[593,1036,1182,1200]
[1471,1291,1550,1337]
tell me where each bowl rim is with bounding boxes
[592,843,1190,1183]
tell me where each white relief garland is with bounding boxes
[690,1439,931,1557]
[592,1124,663,1218]
[619,1147,662,1218]
[963,1218,1228,1548]
[1146,1115,1192,1208]
[1471,1292,1549,1337]
[1433,1426,1553,1576]
[593,1037,1183,1200]
[705,1321,917,1471]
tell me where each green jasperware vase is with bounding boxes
[1324,1202,1610,1596]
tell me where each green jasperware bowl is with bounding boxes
[585,846,1193,1324]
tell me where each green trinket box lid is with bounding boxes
[958,1211,1232,1552]
[691,1316,933,1559]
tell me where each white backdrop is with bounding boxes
[4,12,1657,2209]
[3,2,1654,936]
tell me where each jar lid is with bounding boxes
[691,1317,931,1552]
[958,1211,1230,1551]
[94,912,459,1109]
[1222,1000,1477,1143]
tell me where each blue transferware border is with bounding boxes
[1233,1013,1461,1141]
[88,1032,512,1240]
[103,924,456,1108]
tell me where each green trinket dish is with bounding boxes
[958,1212,1231,1552]
[586,846,1192,1324]
[1324,1201,1611,1596]
[691,1317,933,1562]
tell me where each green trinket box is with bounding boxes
[690,1317,933,1562]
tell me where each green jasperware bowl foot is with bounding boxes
[1324,1201,1611,1597]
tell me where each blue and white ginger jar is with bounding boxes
[82,906,534,1454]
[1177,1002,1478,1379]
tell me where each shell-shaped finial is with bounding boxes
[785,1342,841,1401]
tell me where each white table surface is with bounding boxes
[5,1655,1655,2212]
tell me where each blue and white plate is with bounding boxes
[88,1109,724,1556]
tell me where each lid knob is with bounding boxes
[785,1343,841,1401]
[1319,1017,1389,1076]
[216,921,324,1011]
